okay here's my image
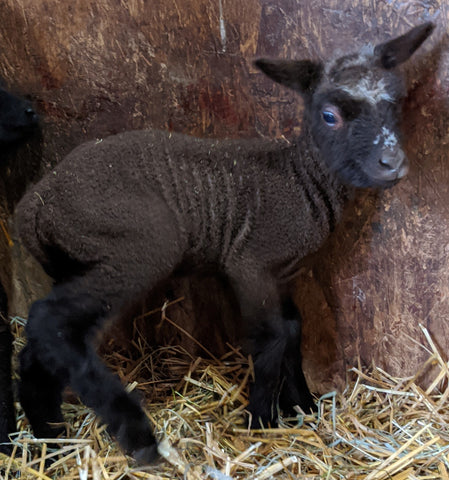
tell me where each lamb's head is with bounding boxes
[0,84,39,145]
[255,22,434,188]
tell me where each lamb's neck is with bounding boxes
[289,130,350,231]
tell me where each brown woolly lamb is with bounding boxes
[15,22,433,464]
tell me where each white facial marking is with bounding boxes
[340,77,393,105]
[373,134,381,145]
[326,46,395,105]
[381,126,398,149]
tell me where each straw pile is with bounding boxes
[1,304,449,480]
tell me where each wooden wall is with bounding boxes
[0,0,446,392]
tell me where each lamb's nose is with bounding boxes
[379,156,394,169]
[379,149,408,178]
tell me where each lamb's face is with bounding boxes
[255,22,434,189]
[311,59,408,188]
[0,87,39,144]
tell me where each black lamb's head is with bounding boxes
[255,22,435,189]
[0,84,39,146]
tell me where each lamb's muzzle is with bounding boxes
[379,148,408,181]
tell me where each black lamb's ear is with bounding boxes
[374,22,435,69]
[254,59,323,94]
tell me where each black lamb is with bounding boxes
[0,83,38,454]
[0,84,38,148]
[15,23,433,464]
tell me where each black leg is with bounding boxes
[226,259,316,426]
[19,286,158,463]
[246,317,287,426]
[18,342,66,438]
[278,298,316,415]
[0,282,14,454]
[226,263,290,427]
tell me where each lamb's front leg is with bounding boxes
[227,264,288,426]
[245,314,289,426]
[245,301,316,425]
[227,263,315,426]
[278,298,316,416]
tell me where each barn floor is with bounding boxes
[1,306,449,480]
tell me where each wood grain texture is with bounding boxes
[0,0,445,391]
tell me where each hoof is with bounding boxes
[296,391,318,414]
[133,443,159,465]
[281,397,317,417]
[303,398,318,414]
[247,406,276,429]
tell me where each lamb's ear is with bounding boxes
[254,59,323,95]
[374,22,435,69]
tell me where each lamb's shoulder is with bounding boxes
[239,144,346,270]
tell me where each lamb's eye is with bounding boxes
[322,111,337,125]
[321,105,343,129]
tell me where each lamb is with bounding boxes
[0,83,39,454]
[15,22,433,464]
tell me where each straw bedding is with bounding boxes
[1,302,448,479]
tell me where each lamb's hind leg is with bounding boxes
[19,283,158,464]
[19,194,185,463]
[18,292,104,439]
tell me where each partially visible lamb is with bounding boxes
[0,83,38,454]
[16,23,433,464]
[0,84,38,147]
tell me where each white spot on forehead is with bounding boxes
[373,134,381,145]
[381,126,398,149]
[339,77,394,105]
